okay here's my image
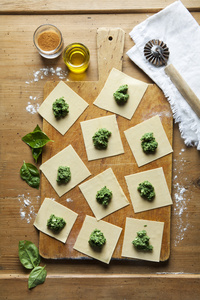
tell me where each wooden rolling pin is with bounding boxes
[165,64,200,118]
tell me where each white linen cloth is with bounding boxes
[127,1,200,150]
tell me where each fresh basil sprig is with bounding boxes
[31,125,43,163]
[28,266,47,289]
[18,240,47,289]
[22,125,53,162]
[20,161,40,189]
[32,147,43,163]
[18,240,40,269]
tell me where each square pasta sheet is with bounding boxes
[125,167,173,213]
[94,68,148,119]
[80,114,124,161]
[79,168,129,220]
[122,218,164,262]
[73,215,122,264]
[40,145,91,197]
[34,198,78,243]
[38,81,89,135]
[124,115,173,167]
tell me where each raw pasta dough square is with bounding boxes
[40,145,91,197]
[124,115,173,167]
[73,215,122,264]
[121,218,164,262]
[38,81,88,135]
[80,114,124,161]
[125,167,172,213]
[94,68,148,119]
[34,198,78,243]
[79,168,129,220]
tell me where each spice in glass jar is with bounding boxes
[37,31,60,51]
[33,24,63,59]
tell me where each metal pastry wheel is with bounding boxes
[144,39,169,67]
[143,39,200,118]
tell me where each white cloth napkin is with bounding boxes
[127,0,200,150]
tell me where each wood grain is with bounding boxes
[1,274,200,300]
[0,0,200,14]
[0,11,200,300]
[40,28,173,261]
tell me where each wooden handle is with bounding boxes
[165,64,200,118]
[97,28,125,83]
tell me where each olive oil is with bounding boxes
[63,43,90,74]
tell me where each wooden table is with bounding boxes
[0,1,200,299]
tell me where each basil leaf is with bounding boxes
[18,240,40,269]
[22,131,52,149]
[33,124,42,132]
[28,266,47,289]
[32,147,43,163]
[20,161,40,189]
[32,125,42,162]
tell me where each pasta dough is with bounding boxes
[121,218,164,262]
[38,81,89,135]
[80,114,124,161]
[40,145,91,197]
[124,115,173,167]
[94,68,148,119]
[125,167,173,213]
[79,168,129,220]
[73,215,122,264]
[34,198,78,243]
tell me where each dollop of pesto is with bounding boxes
[141,132,158,153]
[96,186,112,206]
[57,166,71,184]
[52,97,69,119]
[47,214,66,232]
[137,180,155,201]
[132,230,153,252]
[88,229,106,249]
[113,84,129,105]
[92,128,111,150]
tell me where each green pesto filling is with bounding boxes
[88,229,106,249]
[92,128,111,150]
[52,97,69,119]
[57,166,71,184]
[113,84,129,105]
[137,180,155,201]
[47,214,66,232]
[132,230,153,252]
[96,186,112,206]
[141,132,158,153]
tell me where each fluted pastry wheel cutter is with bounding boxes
[144,39,200,118]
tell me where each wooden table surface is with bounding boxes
[0,1,200,299]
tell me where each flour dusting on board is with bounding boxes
[66,198,73,203]
[25,66,68,114]
[18,193,40,224]
[173,149,191,246]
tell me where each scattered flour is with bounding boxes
[18,193,40,224]
[25,66,68,114]
[66,198,73,203]
[26,102,40,114]
[173,149,191,246]
[26,66,68,85]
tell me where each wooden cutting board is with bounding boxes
[39,28,173,261]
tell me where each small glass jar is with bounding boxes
[63,43,90,73]
[33,24,63,59]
